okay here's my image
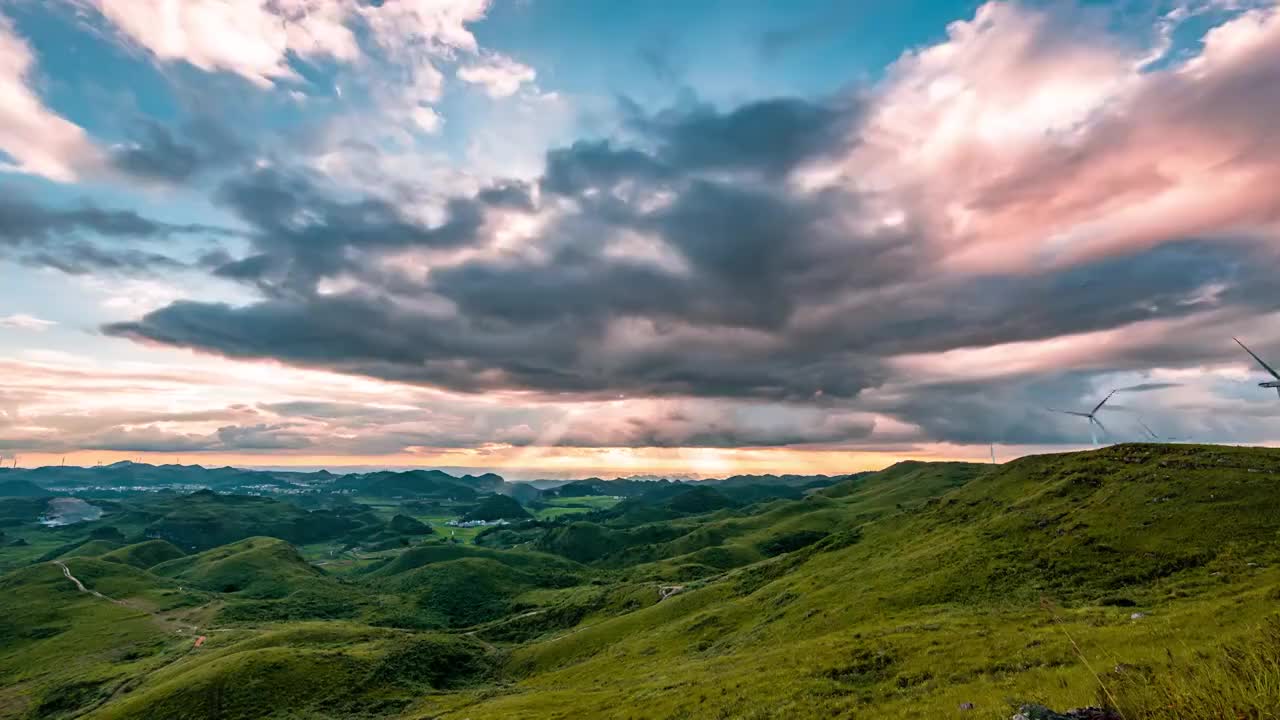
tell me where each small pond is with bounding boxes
[38,497,104,527]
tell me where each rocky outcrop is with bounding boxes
[1012,705,1122,720]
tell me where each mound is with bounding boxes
[369,543,580,583]
[0,479,52,498]
[388,513,433,535]
[143,491,361,551]
[55,539,122,559]
[99,539,186,569]
[462,494,533,522]
[368,545,581,628]
[150,537,324,598]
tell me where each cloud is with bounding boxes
[77,0,501,133]
[0,314,55,331]
[82,1,1280,452]
[108,116,250,184]
[0,12,102,181]
[820,2,1280,275]
[0,192,229,274]
[458,52,537,98]
[80,0,359,87]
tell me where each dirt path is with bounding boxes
[53,559,219,718]
[54,560,125,605]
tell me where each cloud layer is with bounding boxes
[5,1,1280,463]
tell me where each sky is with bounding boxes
[2,0,1280,478]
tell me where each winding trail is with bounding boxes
[53,560,123,604]
[52,559,213,719]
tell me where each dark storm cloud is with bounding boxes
[0,193,212,243]
[215,424,313,450]
[22,242,186,275]
[101,80,1280,447]
[849,240,1280,357]
[550,413,877,449]
[632,97,859,176]
[0,192,230,274]
[109,117,250,184]
[202,167,511,290]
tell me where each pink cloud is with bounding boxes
[820,2,1280,275]
[0,13,101,181]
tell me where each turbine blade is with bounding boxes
[1092,416,1110,438]
[1137,418,1158,440]
[1235,338,1280,381]
[1091,389,1118,416]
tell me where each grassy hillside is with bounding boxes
[2,445,1280,719]
[428,444,1280,718]
[142,491,361,551]
[99,540,186,570]
[150,537,325,598]
[0,558,206,718]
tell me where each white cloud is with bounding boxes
[411,105,444,134]
[0,314,56,331]
[458,52,537,98]
[84,0,359,87]
[807,1,1280,274]
[81,0,496,100]
[0,13,101,182]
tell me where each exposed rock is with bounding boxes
[959,702,975,711]
[658,585,685,601]
[1011,704,1122,720]
[1129,612,1146,620]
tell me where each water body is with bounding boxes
[39,497,104,527]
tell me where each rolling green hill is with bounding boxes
[461,494,532,522]
[2,445,1280,719]
[98,540,186,570]
[150,537,325,598]
[435,445,1280,718]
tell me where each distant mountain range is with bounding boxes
[0,462,860,501]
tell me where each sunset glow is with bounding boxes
[3,0,1280,477]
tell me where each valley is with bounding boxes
[0,445,1276,718]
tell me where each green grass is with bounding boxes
[534,496,623,521]
[1107,615,1280,719]
[98,540,186,570]
[3,445,1280,719]
[150,537,326,598]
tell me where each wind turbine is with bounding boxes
[1051,390,1116,447]
[1234,338,1280,399]
[989,443,998,464]
[1137,417,1181,443]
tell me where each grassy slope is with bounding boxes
[150,537,325,598]
[420,444,1280,719]
[4,445,1280,719]
[99,540,186,570]
[0,558,207,718]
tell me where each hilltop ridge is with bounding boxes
[1,444,1279,718]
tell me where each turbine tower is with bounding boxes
[1051,390,1116,447]
[1234,338,1280,398]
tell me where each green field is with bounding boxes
[533,495,622,520]
[2,445,1280,719]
